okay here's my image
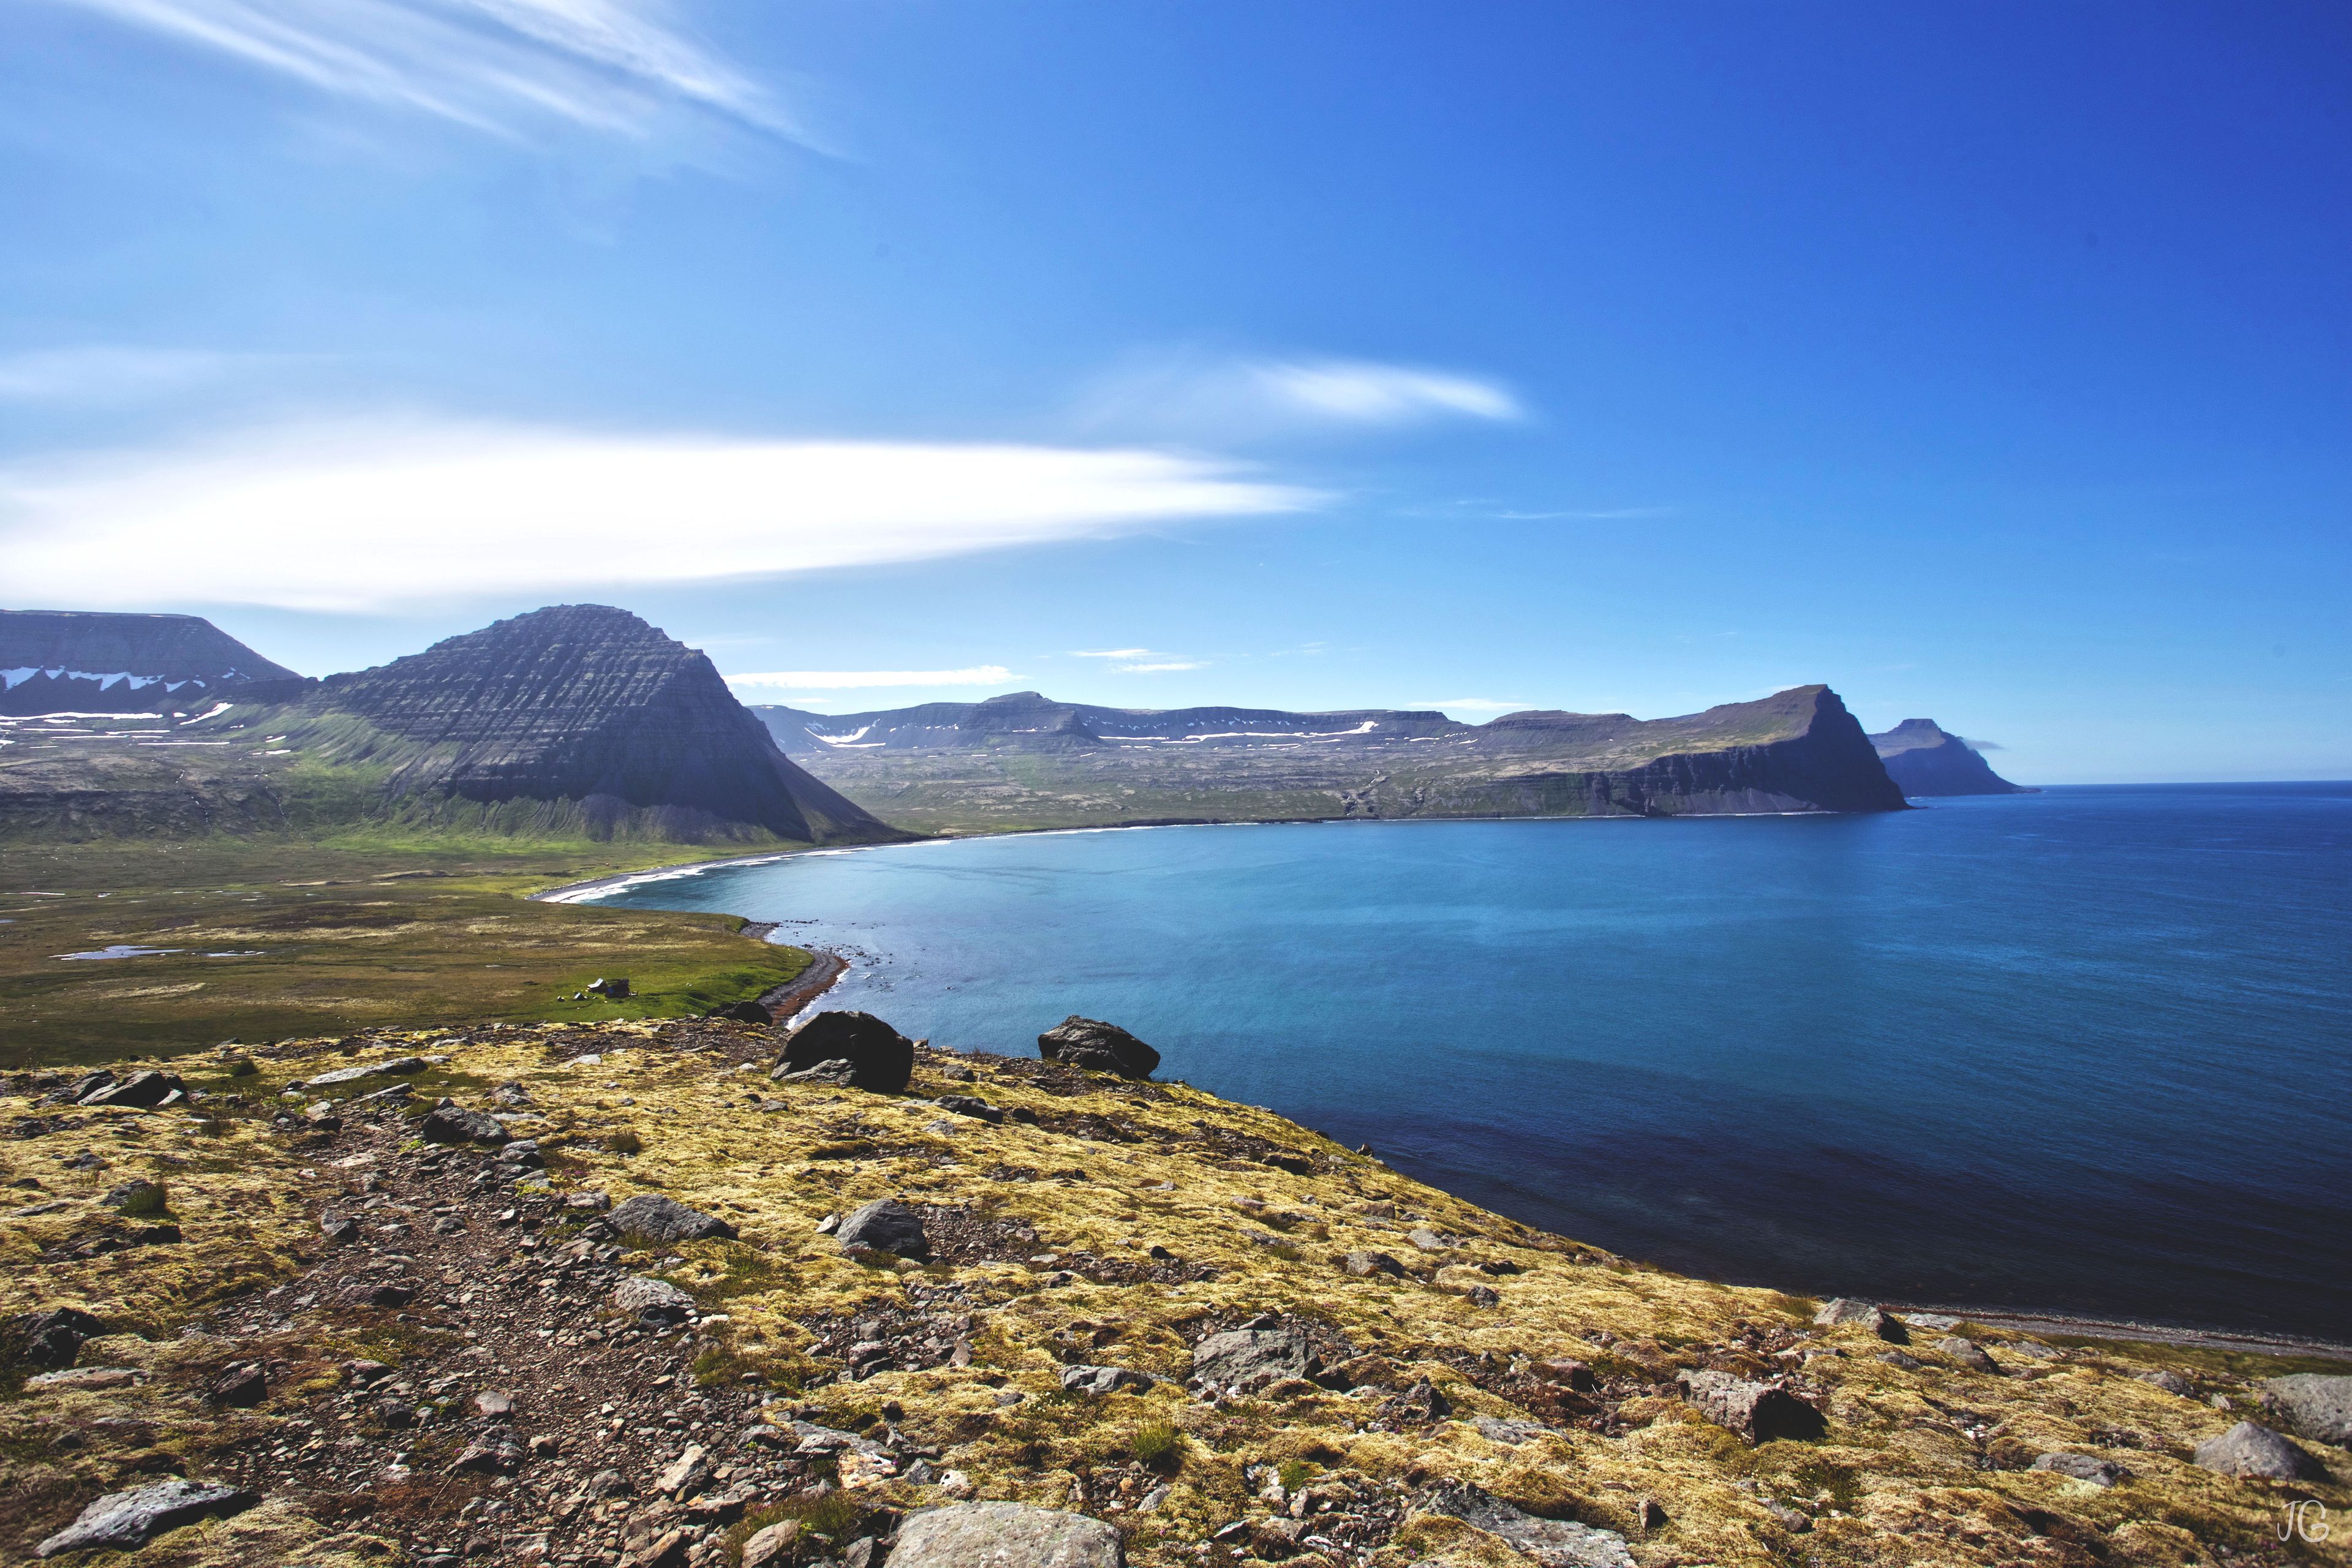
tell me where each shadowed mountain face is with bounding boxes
[0,610,306,716]
[752,684,1906,831]
[1870,718,2030,796]
[298,605,898,844]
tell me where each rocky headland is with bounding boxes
[1868,722,2030,797]
[0,611,307,718]
[5,1016,2342,1568]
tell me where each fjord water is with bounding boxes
[592,785,2352,1340]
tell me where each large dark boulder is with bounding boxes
[609,1194,736,1244]
[12,1307,105,1370]
[79,1071,185,1108]
[835,1198,930,1261]
[774,1011,914,1093]
[420,1102,509,1145]
[1038,1017,1161,1079]
[1677,1368,1826,1444]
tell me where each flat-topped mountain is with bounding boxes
[286,605,897,843]
[753,684,1906,831]
[1870,718,2030,796]
[0,609,306,716]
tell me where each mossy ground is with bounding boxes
[0,839,812,1066]
[4,1023,2343,1567]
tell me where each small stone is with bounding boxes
[1474,1415,1545,1444]
[320,1211,360,1244]
[1415,1482,1634,1567]
[208,1364,266,1407]
[2193,1420,2329,1480]
[1877,1348,1924,1370]
[420,1103,508,1145]
[1343,1250,1404,1278]
[619,1527,690,1568]
[529,1433,560,1458]
[611,1276,698,1325]
[932,1094,1005,1123]
[1406,1227,1448,1251]
[99,1178,168,1215]
[1937,1336,1999,1373]
[1466,1284,1501,1308]
[2030,1452,2128,1487]
[655,1443,711,1498]
[473,1389,516,1420]
[451,1430,526,1476]
[740,1520,799,1568]
[2138,1368,2195,1398]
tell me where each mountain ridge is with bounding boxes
[0,609,307,716]
[1869,718,2031,796]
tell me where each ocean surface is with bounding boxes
[581,785,2352,1340]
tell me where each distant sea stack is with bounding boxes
[1869,718,2030,796]
[754,682,1908,831]
[0,609,308,716]
[292,605,900,844]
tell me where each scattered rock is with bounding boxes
[1938,1336,1999,1373]
[99,1178,168,1214]
[608,1193,736,1244]
[654,1443,710,1497]
[1060,1364,1155,1396]
[343,1280,415,1308]
[2139,1368,2195,1398]
[1466,1284,1501,1308]
[301,1057,428,1088]
[1676,1368,1826,1444]
[1385,1378,1450,1422]
[12,1306,102,1368]
[1343,1250,1405,1278]
[208,1364,266,1407]
[320,1210,360,1245]
[35,1479,259,1558]
[1877,1349,1924,1370]
[707,1000,771,1024]
[774,1011,915,1093]
[1415,1480,1635,1568]
[587,976,631,999]
[2030,1452,2128,1487]
[836,1197,930,1260]
[2261,1373,2352,1447]
[740,1520,800,1568]
[1475,1415,1547,1444]
[932,1094,1005,1123]
[1191,1325,1319,1393]
[611,1276,698,1325]
[1407,1227,1449,1251]
[451,1430,526,1475]
[1814,1298,1906,1342]
[419,1102,508,1145]
[472,1389,516,1420]
[2193,1420,2329,1481]
[1037,1016,1160,1079]
[1537,1359,1598,1392]
[619,1527,690,1568]
[78,1071,185,1109]
[891,1500,1126,1568]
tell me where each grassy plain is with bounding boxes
[0,834,807,1067]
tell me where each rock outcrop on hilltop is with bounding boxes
[287,605,899,844]
[0,610,307,716]
[1869,718,2030,796]
[755,683,1908,831]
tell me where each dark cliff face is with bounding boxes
[1869,718,2029,796]
[306,605,896,844]
[0,610,306,716]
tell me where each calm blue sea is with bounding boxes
[584,785,2352,1340]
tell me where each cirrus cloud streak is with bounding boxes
[0,418,1316,612]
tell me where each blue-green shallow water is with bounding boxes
[584,784,2352,1340]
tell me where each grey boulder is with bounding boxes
[1938,1336,2000,1373]
[1060,1365,1155,1396]
[1814,1298,1906,1343]
[420,1102,508,1144]
[37,1480,258,1557]
[609,1194,736,1244]
[1189,1326,1319,1393]
[612,1276,699,1325]
[303,1056,427,1088]
[2261,1373,2352,1447]
[835,1198,930,1260]
[2193,1421,2329,1481]
[1037,1016,1160,1079]
[1677,1368,1826,1444]
[2030,1452,2128,1487]
[774,1011,914,1093]
[2139,1369,2195,1398]
[1415,1482,1635,1568]
[78,1070,185,1108]
[891,1501,1124,1568]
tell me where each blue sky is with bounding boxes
[1,2,2346,782]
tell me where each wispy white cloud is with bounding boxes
[726,666,1015,691]
[0,417,1315,612]
[1070,647,1152,660]
[45,0,802,145]
[1115,660,1206,674]
[0,346,271,406]
[1413,697,1529,713]
[1077,350,1523,441]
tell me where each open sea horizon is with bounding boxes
[581,783,2352,1341]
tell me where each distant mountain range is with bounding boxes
[752,684,1909,830]
[1869,718,2031,796]
[0,605,896,845]
[0,609,307,717]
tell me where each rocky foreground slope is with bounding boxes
[0,611,304,718]
[1868,722,2029,797]
[756,687,1907,833]
[5,1020,2342,1568]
